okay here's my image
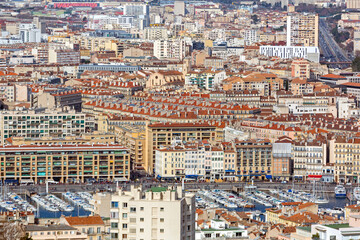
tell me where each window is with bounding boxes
[111,223,118,228]
[160,207,164,211]
[111,233,118,238]
[122,224,128,229]
[123,202,128,208]
[140,207,144,211]
[110,212,119,219]
[140,218,144,222]
[111,201,118,208]
[140,228,144,233]
[130,207,136,213]
[160,229,164,233]
[160,218,164,222]
[122,213,127,219]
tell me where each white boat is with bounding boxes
[354,187,360,200]
[335,185,346,198]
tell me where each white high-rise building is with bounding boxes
[154,39,186,60]
[19,24,41,43]
[106,186,195,240]
[123,4,150,27]
[174,1,186,15]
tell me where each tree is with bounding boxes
[312,233,320,240]
[20,233,33,240]
[352,56,360,72]
[251,15,260,24]
[3,221,26,240]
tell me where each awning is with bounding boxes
[20,179,34,184]
[294,176,303,179]
[308,175,322,178]
[185,175,198,179]
[114,177,128,182]
[225,170,235,173]
[266,175,272,179]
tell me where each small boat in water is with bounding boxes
[335,185,347,198]
[354,187,360,200]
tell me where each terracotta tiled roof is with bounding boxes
[65,216,104,226]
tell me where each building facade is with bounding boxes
[0,144,130,184]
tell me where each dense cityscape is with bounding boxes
[0,0,360,239]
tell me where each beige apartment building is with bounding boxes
[145,122,222,173]
[234,139,273,181]
[291,59,310,79]
[347,0,360,9]
[0,144,130,184]
[331,137,360,184]
[26,225,87,240]
[287,13,319,47]
[106,185,195,240]
[60,216,108,240]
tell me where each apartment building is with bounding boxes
[331,138,360,184]
[287,13,319,47]
[5,133,115,145]
[154,39,186,60]
[108,186,195,240]
[155,141,228,180]
[113,125,146,172]
[0,144,130,184]
[60,216,108,240]
[293,140,327,181]
[48,49,80,65]
[291,59,310,79]
[0,110,93,145]
[272,137,293,181]
[144,27,168,40]
[185,70,227,90]
[146,122,221,173]
[26,225,87,240]
[234,139,272,181]
[32,90,82,112]
[289,78,313,95]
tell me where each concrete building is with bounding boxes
[259,46,320,62]
[144,27,168,40]
[347,0,360,9]
[331,137,360,184]
[234,139,272,181]
[19,24,41,43]
[195,219,247,240]
[48,49,80,65]
[145,122,221,173]
[272,137,293,181]
[26,225,87,240]
[107,185,195,240]
[291,59,310,79]
[287,13,319,47]
[60,216,108,240]
[0,144,130,184]
[154,39,186,60]
[0,109,93,145]
[174,1,186,15]
[293,140,327,181]
[32,90,82,112]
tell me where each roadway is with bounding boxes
[319,18,351,69]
